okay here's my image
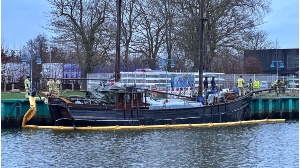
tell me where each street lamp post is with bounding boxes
[159,58,175,98]
[22,53,42,96]
[49,47,52,78]
[270,60,284,81]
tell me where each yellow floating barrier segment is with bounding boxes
[23,119,285,131]
[22,96,37,127]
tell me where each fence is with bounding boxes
[223,74,298,89]
[2,73,298,91]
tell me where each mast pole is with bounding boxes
[115,0,122,82]
[198,0,205,97]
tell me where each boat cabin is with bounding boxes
[115,86,150,110]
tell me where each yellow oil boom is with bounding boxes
[24,119,285,130]
[22,96,37,127]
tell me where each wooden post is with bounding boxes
[198,0,206,97]
[115,0,122,82]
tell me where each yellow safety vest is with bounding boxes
[237,78,244,87]
[47,80,55,91]
[253,80,260,89]
[55,80,61,90]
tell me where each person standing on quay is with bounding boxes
[203,77,208,91]
[55,79,61,95]
[236,76,245,96]
[211,77,216,91]
[24,76,31,98]
[253,79,260,91]
[248,79,253,91]
[47,78,55,94]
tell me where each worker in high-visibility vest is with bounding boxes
[54,79,61,95]
[272,80,285,96]
[253,79,260,91]
[47,78,55,94]
[272,80,283,90]
[236,76,245,96]
[24,76,30,98]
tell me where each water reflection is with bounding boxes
[2,121,298,168]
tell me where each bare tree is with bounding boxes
[205,0,271,72]
[172,0,271,72]
[1,45,10,64]
[132,0,167,69]
[120,0,139,67]
[23,34,49,90]
[45,0,272,76]
[47,0,106,88]
[120,0,179,71]
[243,30,274,50]
[162,0,178,71]
[174,0,201,71]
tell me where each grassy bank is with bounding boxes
[1,91,86,99]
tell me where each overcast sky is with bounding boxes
[1,0,299,50]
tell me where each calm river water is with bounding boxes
[2,120,298,168]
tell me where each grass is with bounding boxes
[1,90,86,99]
[252,89,299,98]
[1,92,25,99]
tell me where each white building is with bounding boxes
[87,69,225,91]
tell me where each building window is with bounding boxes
[287,55,299,68]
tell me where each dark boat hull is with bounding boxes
[48,94,252,127]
